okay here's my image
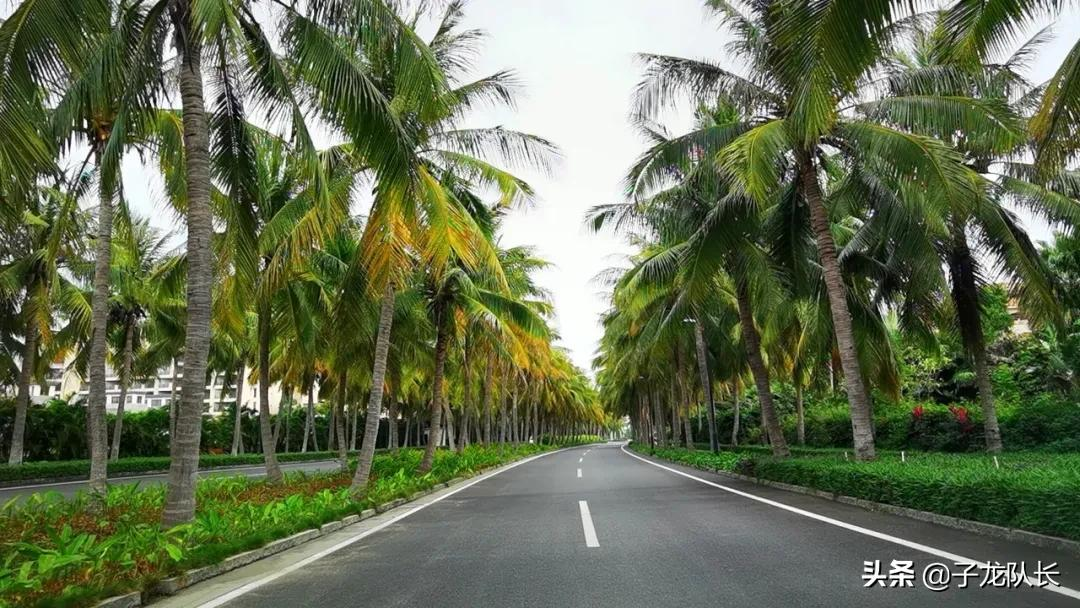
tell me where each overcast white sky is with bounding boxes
[116,0,1080,375]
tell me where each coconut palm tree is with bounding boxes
[213,128,358,482]
[633,1,995,459]
[846,12,1073,452]
[107,0,449,526]
[414,250,551,472]
[106,218,176,461]
[43,0,171,493]
[591,104,795,456]
[0,180,89,464]
[0,0,103,208]
[347,1,558,491]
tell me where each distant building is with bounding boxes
[7,356,294,415]
[1006,297,1032,336]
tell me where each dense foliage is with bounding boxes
[0,0,612,527]
[593,1,1080,462]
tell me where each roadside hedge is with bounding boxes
[0,398,406,462]
[0,450,361,484]
[632,444,1080,542]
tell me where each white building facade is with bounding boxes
[11,357,291,416]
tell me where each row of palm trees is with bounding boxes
[0,0,604,527]
[593,1,1080,459]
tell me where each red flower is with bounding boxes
[911,405,925,420]
[949,406,974,432]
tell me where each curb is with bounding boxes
[636,449,1080,557]
[90,448,571,608]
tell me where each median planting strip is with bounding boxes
[0,440,601,608]
[0,451,371,486]
[629,443,1080,554]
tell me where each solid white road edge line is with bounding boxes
[620,444,1080,601]
[577,468,582,478]
[579,500,600,548]
[196,448,570,608]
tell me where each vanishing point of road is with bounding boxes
[147,442,1080,607]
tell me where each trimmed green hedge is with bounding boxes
[632,444,1080,542]
[0,450,359,483]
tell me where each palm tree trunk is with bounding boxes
[457,341,471,453]
[403,415,411,448]
[652,387,666,447]
[798,151,876,461]
[272,384,282,447]
[731,380,741,446]
[532,401,539,443]
[87,165,114,493]
[231,363,244,456]
[419,299,450,472]
[676,350,694,449]
[8,307,37,465]
[796,383,806,446]
[520,397,527,442]
[456,404,469,453]
[388,399,399,452]
[735,283,790,457]
[948,227,1004,453]
[670,383,681,447]
[303,383,317,453]
[693,319,718,453]
[257,299,282,483]
[349,399,358,452]
[510,382,519,444]
[351,282,396,491]
[482,350,493,444]
[498,363,508,445]
[282,390,292,452]
[327,399,335,451]
[110,320,135,461]
[161,0,216,527]
[643,392,655,448]
[443,401,455,447]
[335,370,348,470]
[168,357,178,437]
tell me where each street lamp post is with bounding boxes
[686,317,719,453]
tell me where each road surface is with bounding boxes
[160,442,1080,607]
[0,459,343,501]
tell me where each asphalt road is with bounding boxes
[0,459,343,501]
[193,442,1080,607]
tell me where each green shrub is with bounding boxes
[0,398,352,462]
